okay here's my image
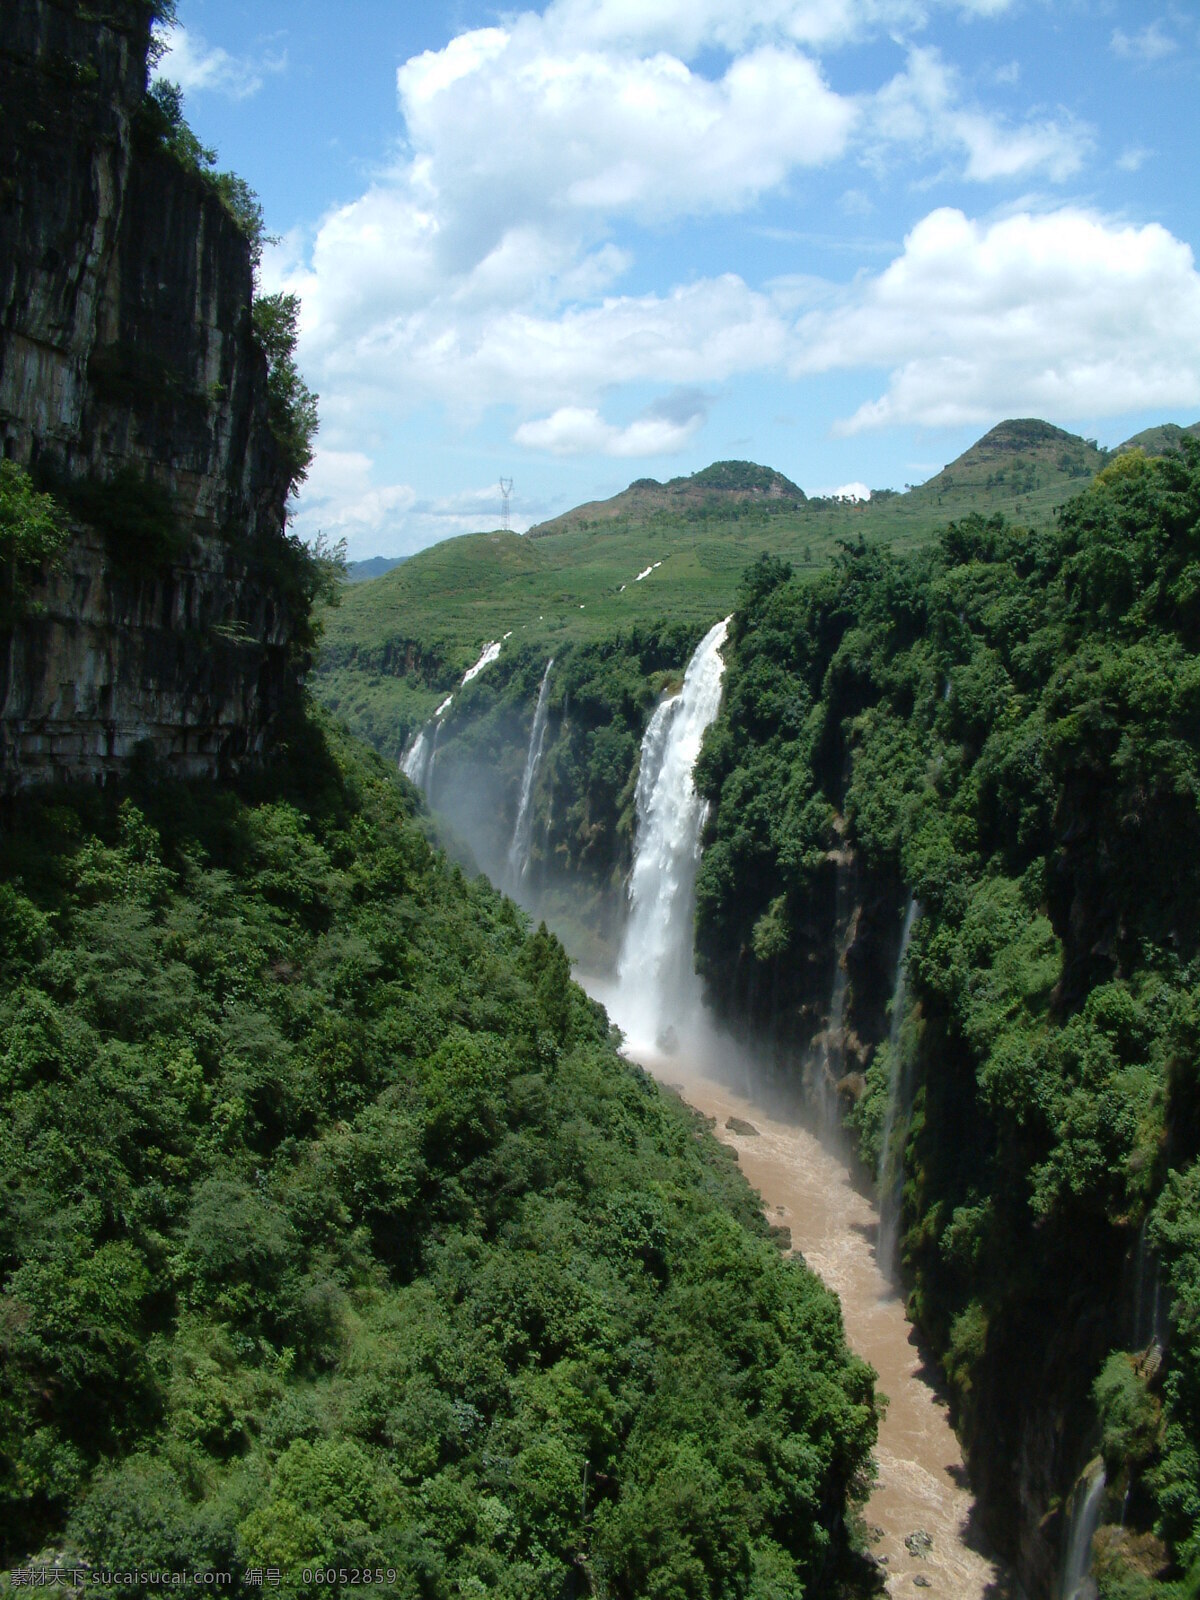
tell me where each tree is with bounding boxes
[253,293,320,494]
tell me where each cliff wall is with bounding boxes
[0,0,300,789]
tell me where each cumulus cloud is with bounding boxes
[794,207,1200,430]
[515,392,708,456]
[293,450,416,539]
[396,31,855,247]
[154,24,283,100]
[269,0,1090,453]
[268,8,858,433]
[872,47,1090,181]
[271,243,787,430]
[290,451,530,558]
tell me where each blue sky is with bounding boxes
[160,0,1200,558]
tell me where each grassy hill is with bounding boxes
[1116,420,1200,456]
[527,459,808,537]
[312,418,1192,760]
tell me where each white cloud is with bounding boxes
[267,8,859,435]
[541,0,1014,56]
[270,2,1085,438]
[794,207,1200,430]
[1117,146,1150,173]
[154,24,283,100]
[269,241,789,430]
[397,32,855,243]
[831,481,871,499]
[290,451,532,558]
[872,47,1090,182]
[515,398,706,455]
[1110,21,1177,63]
[294,449,416,538]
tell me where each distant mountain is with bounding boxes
[904,418,1106,510]
[528,459,806,538]
[1115,421,1200,456]
[345,555,408,583]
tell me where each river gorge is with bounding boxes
[575,619,1012,1597]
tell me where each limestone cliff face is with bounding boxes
[0,0,301,789]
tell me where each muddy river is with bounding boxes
[595,1011,1010,1598]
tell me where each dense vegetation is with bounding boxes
[694,443,1200,1594]
[0,711,876,1595]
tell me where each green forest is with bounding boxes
[0,710,875,1595]
[6,3,1200,1594]
[693,443,1200,1597]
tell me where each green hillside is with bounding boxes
[1117,422,1200,457]
[693,440,1200,1592]
[0,710,875,1590]
[313,419,1135,760]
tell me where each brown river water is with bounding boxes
[581,979,1013,1598]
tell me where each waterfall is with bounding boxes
[877,895,920,1281]
[426,721,443,803]
[613,617,730,1056]
[400,728,433,793]
[1132,1216,1167,1351]
[1059,1460,1106,1600]
[399,718,442,801]
[506,658,554,891]
[813,845,856,1127]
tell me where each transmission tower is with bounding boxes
[499,477,513,532]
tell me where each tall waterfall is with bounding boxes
[877,895,920,1281]
[506,658,554,891]
[1059,1460,1106,1600]
[613,617,730,1055]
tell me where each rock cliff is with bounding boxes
[0,0,303,789]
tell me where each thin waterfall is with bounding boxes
[425,721,443,803]
[506,658,554,891]
[613,617,731,1056]
[877,895,920,1281]
[1059,1460,1106,1600]
[814,845,856,1127]
[1132,1216,1167,1351]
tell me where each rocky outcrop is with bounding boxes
[0,0,300,789]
